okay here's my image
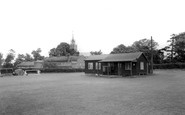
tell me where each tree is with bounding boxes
[43,62,58,69]
[49,42,79,57]
[69,49,80,56]
[153,49,165,64]
[111,44,136,54]
[164,34,177,63]
[131,38,158,61]
[132,38,158,51]
[90,50,102,55]
[110,39,159,63]
[0,53,4,68]
[14,54,25,67]
[164,32,185,63]
[31,48,44,61]
[55,42,70,56]
[14,53,34,67]
[49,48,57,57]
[25,53,34,61]
[3,49,15,68]
[174,40,185,62]
[173,32,185,62]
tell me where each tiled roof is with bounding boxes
[101,52,143,62]
[17,62,34,67]
[45,56,82,62]
[85,54,109,61]
[17,61,43,69]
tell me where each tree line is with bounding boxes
[0,42,80,69]
[0,32,185,69]
[0,48,44,68]
[90,32,185,64]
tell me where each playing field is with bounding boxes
[0,70,185,115]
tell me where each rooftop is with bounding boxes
[101,52,143,62]
[45,55,86,62]
[85,54,109,61]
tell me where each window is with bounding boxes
[98,63,101,70]
[125,62,131,70]
[140,62,144,70]
[95,62,98,70]
[88,62,93,70]
[95,62,101,70]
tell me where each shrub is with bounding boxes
[40,68,84,73]
[14,69,24,75]
[154,63,185,69]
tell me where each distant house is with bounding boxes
[84,52,151,76]
[17,60,44,70]
[44,55,86,69]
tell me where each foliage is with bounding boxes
[164,32,185,63]
[90,50,102,55]
[111,44,136,54]
[110,39,162,64]
[152,49,165,64]
[49,48,57,57]
[131,38,158,60]
[132,38,158,51]
[14,53,34,67]
[43,62,58,69]
[41,68,84,73]
[164,34,177,62]
[3,49,15,68]
[154,63,185,69]
[0,68,13,74]
[14,54,25,67]
[49,42,79,57]
[55,42,70,56]
[25,53,33,61]
[174,37,185,62]
[0,53,3,68]
[31,48,44,61]
[111,39,158,55]
[70,49,80,56]
[14,69,24,76]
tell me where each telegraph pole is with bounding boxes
[151,36,153,74]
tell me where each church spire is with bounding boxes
[70,31,77,51]
[71,31,75,43]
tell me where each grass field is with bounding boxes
[0,70,185,115]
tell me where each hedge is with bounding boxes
[154,63,185,69]
[40,68,84,73]
[0,68,13,74]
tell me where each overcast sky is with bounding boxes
[1,0,185,57]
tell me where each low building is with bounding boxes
[44,55,86,69]
[84,52,151,76]
[17,60,43,70]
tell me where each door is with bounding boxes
[118,63,122,76]
[132,62,137,75]
[103,66,110,75]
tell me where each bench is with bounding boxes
[25,70,40,75]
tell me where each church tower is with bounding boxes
[70,31,77,51]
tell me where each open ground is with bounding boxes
[0,70,185,115]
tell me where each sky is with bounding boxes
[1,0,185,57]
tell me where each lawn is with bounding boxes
[0,70,185,115]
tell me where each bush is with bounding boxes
[0,68,13,77]
[40,68,84,73]
[0,68,13,74]
[43,62,58,69]
[154,63,185,69]
[14,69,24,75]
